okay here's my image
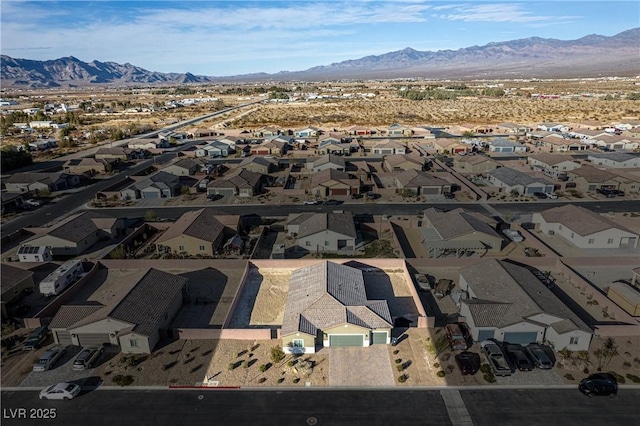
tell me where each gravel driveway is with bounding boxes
[328,346,395,387]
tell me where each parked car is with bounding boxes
[443,192,455,199]
[503,343,535,371]
[480,340,512,376]
[611,189,625,196]
[33,346,66,372]
[350,193,362,199]
[72,346,103,371]
[545,192,558,199]
[579,373,618,398]
[303,200,319,205]
[445,324,468,351]
[525,343,554,369]
[455,351,481,375]
[366,191,378,200]
[324,199,341,205]
[533,192,548,199]
[39,382,81,400]
[503,229,524,243]
[414,274,434,292]
[596,188,616,198]
[22,326,49,351]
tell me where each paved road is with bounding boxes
[1,388,637,426]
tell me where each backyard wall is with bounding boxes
[175,328,271,340]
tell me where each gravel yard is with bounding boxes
[363,271,420,320]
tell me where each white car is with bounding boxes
[303,200,319,205]
[33,346,65,372]
[545,193,558,199]
[39,383,81,400]
[503,229,524,243]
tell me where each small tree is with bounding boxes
[270,346,285,364]
[144,210,158,222]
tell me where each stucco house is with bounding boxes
[487,167,555,195]
[420,208,502,257]
[310,169,360,197]
[294,126,320,138]
[63,158,113,175]
[394,170,451,195]
[4,172,81,194]
[488,138,527,154]
[452,155,501,174]
[253,126,281,137]
[238,156,279,175]
[587,153,640,169]
[432,138,472,154]
[49,268,187,354]
[1,263,35,319]
[155,209,240,256]
[372,139,406,155]
[383,154,426,173]
[287,212,357,255]
[311,154,346,173]
[317,137,350,155]
[386,124,413,136]
[120,171,181,200]
[536,122,570,133]
[24,211,125,256]
[95,147,143,161]
[195,141,232,158]
[496,123,532,135]
[527,153,580,180]
[566,166,623,193]
[207,169,263,198]
[459,259,592,351]
[128,138,169,150]
[281,261,393,354]
[532,204,638,249]
[163,159,200,176]
[251,140,287,156]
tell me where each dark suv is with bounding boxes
[596,188,616,198]
[579,373,618,398]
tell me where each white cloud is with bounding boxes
[434,3,580,23]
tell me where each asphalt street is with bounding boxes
[1,388,637,426]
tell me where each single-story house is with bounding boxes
[394,170,451,195]
[128,138,169,150]
[120,171,182,200]
[195,141,232,158]
[536,122,570,133]
[566,166,623,193]
[587,153,640,169]
[452,155,501,174]
[496,123,533,135]
[487,167,555,195]
[1,263,35,319]
[63,158,114,175]
[317,137,350,155]
[591,135,640,151]
[95,147,144,161]
[163,159,199,176]
[1,191,26,213]
[383,154,426,173]
[238,156,279,174]
[4,172,81,194]
[207,169,263,198]
[387,124,413,136]
[251,140,287,156]
[540,136,589,152]
[459,259,592,351]
[420,208,502,257]
[281,261,393,354]
[527,153,580,179]
[310,169,360,197]
[346,125,373,136]
[311,154,346,173]
[49,268,187,354]
[532,204,638,249]
[253,127,281,137]
[372,140,406,155]
[24,211,125,256]
[287,212,357,255]
[155,209,240,256]
[432,138,472,154]
[188,128,218,138]
[294,126,320,138]
[488,138,527,154]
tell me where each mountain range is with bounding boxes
[1,28,638,88]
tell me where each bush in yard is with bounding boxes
[395,358,402,364]
[286,360,296,367]
[626,374,640,383]
[480,364,492,374]
[483,372,496,383]
[112,375,134,386]
[436,371,446,378]
[396,364,403,372]
[270,346,285,364]
[564,373,575,381]
[278,378,285,384]
[398,374,408,383]
[433,362,440,368]
[258,377,266,383]
[259,363,271,372]
[228,362,236,371]
[393,350,399,355]
[293,378,300,384]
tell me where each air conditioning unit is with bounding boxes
[548,230,555,235]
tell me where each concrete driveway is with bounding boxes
[328,345,395,387]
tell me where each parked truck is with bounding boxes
[39,259,84,296]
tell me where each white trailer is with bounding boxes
[39,260,84,296]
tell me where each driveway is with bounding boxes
[328,345,395,387]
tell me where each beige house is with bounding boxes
[567,166,623,193]
[394,170,451,195]
[281,261,393,354]
[432,138,472,154]
[207,169,263,198]
[310,169,360,197]
[238,156,278,174]
[372,139,406,155]
[311,154,346,173]
[287,212,357,255]
[453,155,501,174]
[49,268,187,354]
[317,137,350,155]
[155,209,240,256]
[1,264,35,319]
[162,159,199,176]
[532,204,638,249]
[421,208,503,257]
[383,154,426,173]
[527,153,580,179]
[63,158,113,175]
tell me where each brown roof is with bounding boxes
[395,169,450,188]
[538,204,636,236]
[568,166,618,182]
[423,208,499,240]
[155,209,239,245]
[0,263,34,295]
[528,153,577,166]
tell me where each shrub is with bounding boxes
[259,363,270,372]
[564,373,575,381]
[626,374,640,383]
[398,374,408,383]
[480,364,492,374]
[270,346,285,364]
[293,378,300,384]
[393,350,399,355]
[436,371,446,378]
[258,377,266,383]
[402,360,412,370]
[483,373,496,383]
[112,375,134,386]
[228,362,236,371]
[286,360,296,367]
[395,358,402,364]
[396,364,404,372]
[433,362,440,368]
[243,361,249,369]
[277,378,285,384]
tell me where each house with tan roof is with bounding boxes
[162,158,200,176]
[432,138,472,154]
[4,172,81,194]
[63,158,114,175]
[238,156,279,174]
[453,155,501,174]
[294,126,320,138]
[527,153,580,179]
[311,154,346,173]
[386,124,413,136]
[251,139,287,156]
[383,154,426,173]
[310,169,360,197]
[346,125,373,136]
[566,166,623,193]
[49,268,187,354]
[587,153,640,169]
[24,211,125,256]
[317,137,350,155]
[539,136,589,152]
[487,167,554,195]
[281,261,392,353]
[591,134,639,151]
[1,264,34,319]
[253,126,281,137]
[420,208,502,257]
[120,171,181,200]
[128,138,169,150]
[155,209,240,256]
[459,259,592,350]
[372,139,406,155]
[207,169,263,198]
[394,170,451,195]
[287,212,357,255]
[532,204,638,249]
[496,123,533,135]
[95,147,143,161]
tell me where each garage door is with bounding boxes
[477,330,494,341]
[525,187,542,194]
[142,191,160,199]
[77,333,110,347]
[55,331,73,346]
[422,187,441,194]
[329,335,363,347]
[372,332,387,345]
[503,332,538,345]
[331,188,348,196]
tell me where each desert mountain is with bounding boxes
[1,28,638,87]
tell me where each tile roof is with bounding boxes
[155,209,238,245]
[395,169,450,188]
[0,263,34,294]
[311,169,354,187]
[48,303,104,329]
[33,211,117,244]
[239,156,277,168]
[587,153,638,163]
[568,166,617,182]
[281,261,392,336]
[488,167,552,187]
[313,153,346,168]
[528,153,577,166]
[5,172,63,184]
[384,154,423,168]
[289,212,356,239]
[537,204,635,236]
[490,138,519,147]
[129,171,180,191]
[423,208,499,240]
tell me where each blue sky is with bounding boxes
[1,1,638,76]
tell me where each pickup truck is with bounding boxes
[481,340,512,376]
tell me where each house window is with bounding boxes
[199,245,205,251]
[305,241,311,247]
[607,238,614,244]
[129,339,140,348]
[324,241,329,246]
[570,233,574,238]
[588,239,594,244]
[559,225,563,230]
[569,337,579,345]
[292,339,304,348]
[179,245,185,251]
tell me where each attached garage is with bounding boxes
[329,334,364,347]
[503,332,538,345]
[372,331,388,345]
[421,186,442,195]
[141,190,160,199]
[477,330,495,341]
[330,188,349,196]
[55,331,73,346]
[77,333,110,347]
